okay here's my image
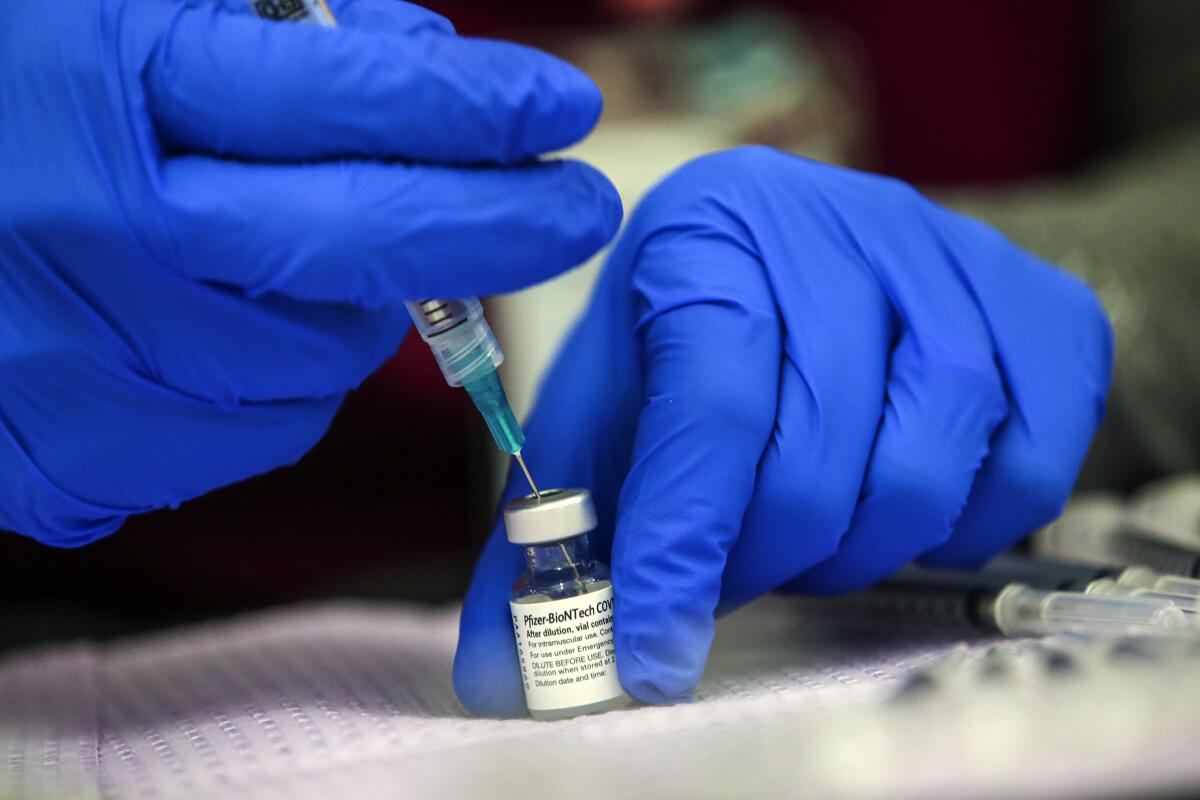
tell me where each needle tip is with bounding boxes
[514,451,541,499]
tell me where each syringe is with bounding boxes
[1109,564,1200,597]
[248,0,541,496]
[870,564,1197,639]
[987,583,1191,638]
[406,299,540,496]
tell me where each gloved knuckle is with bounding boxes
[716,144,788,173]
[1042,271,1115,398]
[772,477,858,564]
[661,145,786,193]
[630,146,796,241]
[1002,450,1076,528]
[869,456,966,547]
[887,174,925,203]
[944,357,1010,421]
[1069,279,1114,375]
[876,180,939,234]
[1059,268,1106,320]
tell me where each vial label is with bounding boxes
[510,583,623,713]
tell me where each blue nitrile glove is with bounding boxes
[0,0,621,546]
[454,146,1113,715]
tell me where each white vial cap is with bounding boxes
[504,488,597,545]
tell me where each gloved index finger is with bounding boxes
[144,4,602,163]
[609,222,781,704]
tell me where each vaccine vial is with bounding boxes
[506,488,630,720]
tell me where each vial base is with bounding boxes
[529,693,633,721]
[511,580,625,719]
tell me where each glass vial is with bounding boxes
[506,488,630,720]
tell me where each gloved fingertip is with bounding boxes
[615,609,709,705]
[452,625,528,718]
[425,37,605,163]
[621,678,695,707]
[557,65,605,147]
[510,53,604,159]
[615,646,699,706]
[591,177,625,253]
[600,172,625,240]
[453,525,532,718]
[558,160,624,260]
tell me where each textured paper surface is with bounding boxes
[2,597,1198,799]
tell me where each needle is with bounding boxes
[514,451,541,499]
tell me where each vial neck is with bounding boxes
[524,534,591,573]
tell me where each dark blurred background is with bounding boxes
[2,0,1198,653]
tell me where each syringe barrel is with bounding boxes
[1084,578,1127,597]
[1114,566,1200,597]
[1153,575,1200,597]
[1087,579,1200,612]
[1114,565,1162,590]
[405,298,503,387]
[992,583,1189,637]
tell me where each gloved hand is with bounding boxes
[0,0,620,545]
[454,146,1113,715]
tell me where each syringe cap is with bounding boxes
[504,488,597,545]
